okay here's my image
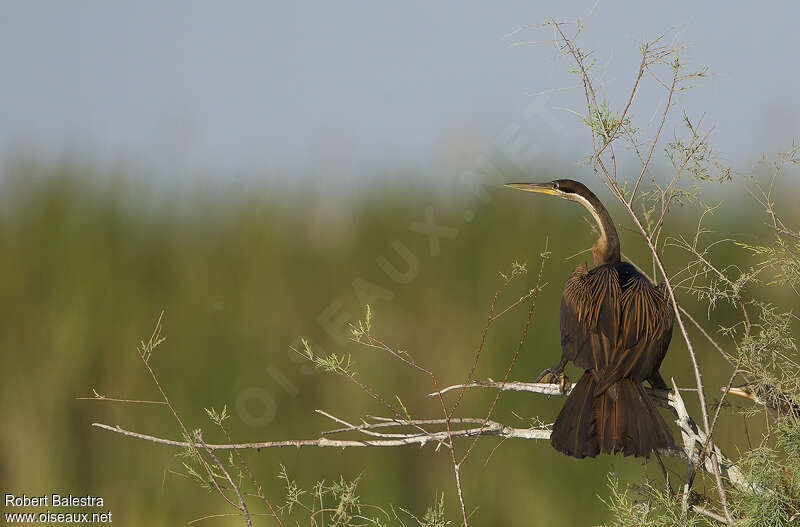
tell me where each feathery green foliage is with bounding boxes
[276,466,453,527]
[597,475,704,527]
[729,417,800,526]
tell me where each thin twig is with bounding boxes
[195,431,253,527]
[460,251,548,464]
[213,420,286,527]
[75,396,166,405]
[134,313,245,512]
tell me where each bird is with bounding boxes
[506,179,675,458]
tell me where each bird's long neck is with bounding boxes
[572,191,620,266]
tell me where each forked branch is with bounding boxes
[93,378,747,494]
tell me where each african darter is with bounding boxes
[506,179,675,458]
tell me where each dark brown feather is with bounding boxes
[551,261,675,458]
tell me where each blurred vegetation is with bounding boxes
[0,155,797,526]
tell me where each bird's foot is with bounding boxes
[535,367,570,394]
[535,368,559,384]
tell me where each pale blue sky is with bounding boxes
[2,2,798,183]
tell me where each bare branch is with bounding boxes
[93,378,750,495]
[430,379,570,398]
[691,504,732,525]
[93,420,551,449]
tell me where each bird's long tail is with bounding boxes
[550,371,674,458]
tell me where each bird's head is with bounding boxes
[504,179,591,204]
[505,178,620,265]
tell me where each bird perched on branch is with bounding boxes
[506,179,675,458]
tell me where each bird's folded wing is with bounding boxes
[597,278,674,392]
[560,263,621,371]
[561,265,674,394]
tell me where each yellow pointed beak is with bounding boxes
[504,182,559,196]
